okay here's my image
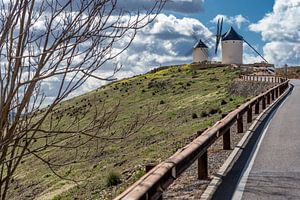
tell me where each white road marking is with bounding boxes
[232,92,290,200]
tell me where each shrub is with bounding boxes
[221,99,227,105]
[201,111,208,117]
[160,100,165,105]
[209,108,220,115]
[52,195,62,200]
[105,171,122,187]
[132,169,145,181]
[192,113,198,119]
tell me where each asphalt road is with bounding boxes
[213,80,300,200]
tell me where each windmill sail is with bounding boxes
[243,39,268,63]
[215,18,223,54]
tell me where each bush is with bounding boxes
[201,111,208,117]
[209,108,221,115]
[221,99,227,105]
[105,171,122,187]
[132,169,145,181]
[160,100,165,105]
[192,113,198,119]
[52,195,62,200]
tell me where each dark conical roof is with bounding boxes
[222,27,243,41]
[194,39,208,49]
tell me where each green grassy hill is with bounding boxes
[9,65,248,200]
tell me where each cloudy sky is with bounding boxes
[38,0,300,102]
[111,0,299,79]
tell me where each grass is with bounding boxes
[9,65,248,200]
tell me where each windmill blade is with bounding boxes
[215,18,223,55]
[244,39,268,63]
[219,18,223,38]
[215,19,220,54]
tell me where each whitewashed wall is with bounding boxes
[193,48,209,63]
[222,40,243,64]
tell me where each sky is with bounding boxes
[103,0,299,81]
[25,0,300,104]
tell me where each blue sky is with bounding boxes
[197,0,274,50]
[172,0,275,53]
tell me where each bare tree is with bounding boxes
[0,0,165,199]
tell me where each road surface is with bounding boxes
[213,80,300,200]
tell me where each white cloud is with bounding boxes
[42,14,213,104]
[211,14,249,29]
[249,0,300,66]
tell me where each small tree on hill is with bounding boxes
[0,0,165,199]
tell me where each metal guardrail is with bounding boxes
[115,78,290,200]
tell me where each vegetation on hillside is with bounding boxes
[9,65,255,199]
[276,66,300,79]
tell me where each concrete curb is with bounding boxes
[200,83,293,200]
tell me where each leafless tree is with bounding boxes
[0,0,165,199]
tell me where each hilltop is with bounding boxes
[8,65,272,200]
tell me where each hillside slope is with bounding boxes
[9,65,250,200]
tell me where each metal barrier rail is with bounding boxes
[115,79,290,200]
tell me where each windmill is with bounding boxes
[192,39,209,63]
[214,18,268,64]
[180,27,209,63]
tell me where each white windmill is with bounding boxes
[215,18,268,65]
[192,39,209,63]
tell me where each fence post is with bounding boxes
[247,106,253,123]
[237,114,244,133]
[223,129,231,150]
[255,101,260,114]
[267,93,271,104]
[262,97,266,109]
[198,151,208,179]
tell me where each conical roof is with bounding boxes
[222,27,243,41]
[194,39,208,49]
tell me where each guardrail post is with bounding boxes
[267,93,271,104]
[247,106,253,123]
[198,151,208,179]
[255,101,260,114]
[223,129,231,150]
[237,115,243,133]
[279,86,282,95]
[262,97,266,109]
[271,90,275,101]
